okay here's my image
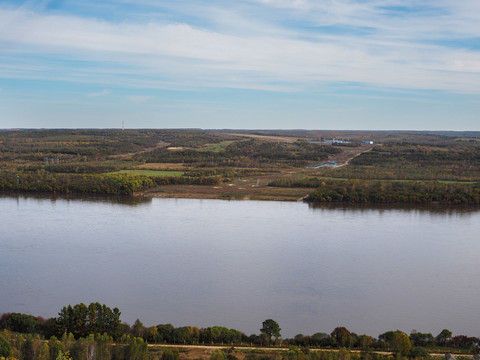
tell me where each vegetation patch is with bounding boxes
[200,141,236,152]
[107,170,184,177]
[305,179,480,204]
[328,144,480,181]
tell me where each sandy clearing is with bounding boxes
[226,133,300,143]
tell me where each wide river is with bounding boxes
[1,194,479,338]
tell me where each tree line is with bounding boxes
[1,305,479,360]
[0,172,153,195]
[292,179,480,204]
[270,177,480,204]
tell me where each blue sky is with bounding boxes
[1,0,480,130]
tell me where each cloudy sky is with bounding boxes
[1,0,480,130]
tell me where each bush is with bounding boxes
[410,347,429,358]
[211,349,227,360]
[161,348,180,360]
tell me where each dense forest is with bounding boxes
[1,303,478,360]
[328,145,480,182]
[269,178,480,204]
[136,140,340,168]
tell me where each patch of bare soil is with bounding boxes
[328,145,374,168]
[226,133,300,143]
[111,140,169,159]
[144,170,311,201]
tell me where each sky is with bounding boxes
[1,0,480,130]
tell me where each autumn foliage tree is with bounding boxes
[392,332,412,356]
[331,327,352,348]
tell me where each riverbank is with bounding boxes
[143,172,312,201]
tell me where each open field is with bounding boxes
[108,170,184,177]
[133,162,187,170]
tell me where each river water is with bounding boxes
[1,194,479,338]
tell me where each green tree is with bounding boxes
[392,332,412,356]
[409,332,435,347]
[148,326,159,343]
[379,330,403,349]
[311,332,330,347]
[4,313,41,333]
[22,335,34,360]
[38,342,50,360]
[57,303,121,339]
[131,319,147,339]
[331,327,351,348]
[157,324,175,343]
[436,329,452,346]
[49,336,65,360]
[358,335,373,349]
[86,302,121,336]
[126,337,149,360]
[260,319,281,345]
[0,335,11,358]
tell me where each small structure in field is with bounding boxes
[307,161,336,169]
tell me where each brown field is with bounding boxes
[134,163,187,170]
[145,174,312,201]
[226,133,300,143]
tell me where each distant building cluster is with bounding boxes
[308,139,374,145]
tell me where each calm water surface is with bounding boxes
[1,194,479,338]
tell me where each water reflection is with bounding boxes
[308,201,480,215]
[0,192,152,206]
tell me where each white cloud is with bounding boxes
[127,95,155,104]
[86,89,111,97]
[1,2,480,94]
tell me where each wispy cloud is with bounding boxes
[127,95,155,104]
[1,1,480,95]
[86,89,111,97]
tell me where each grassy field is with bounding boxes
[107,170,184,177]
[200,140,236,152]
